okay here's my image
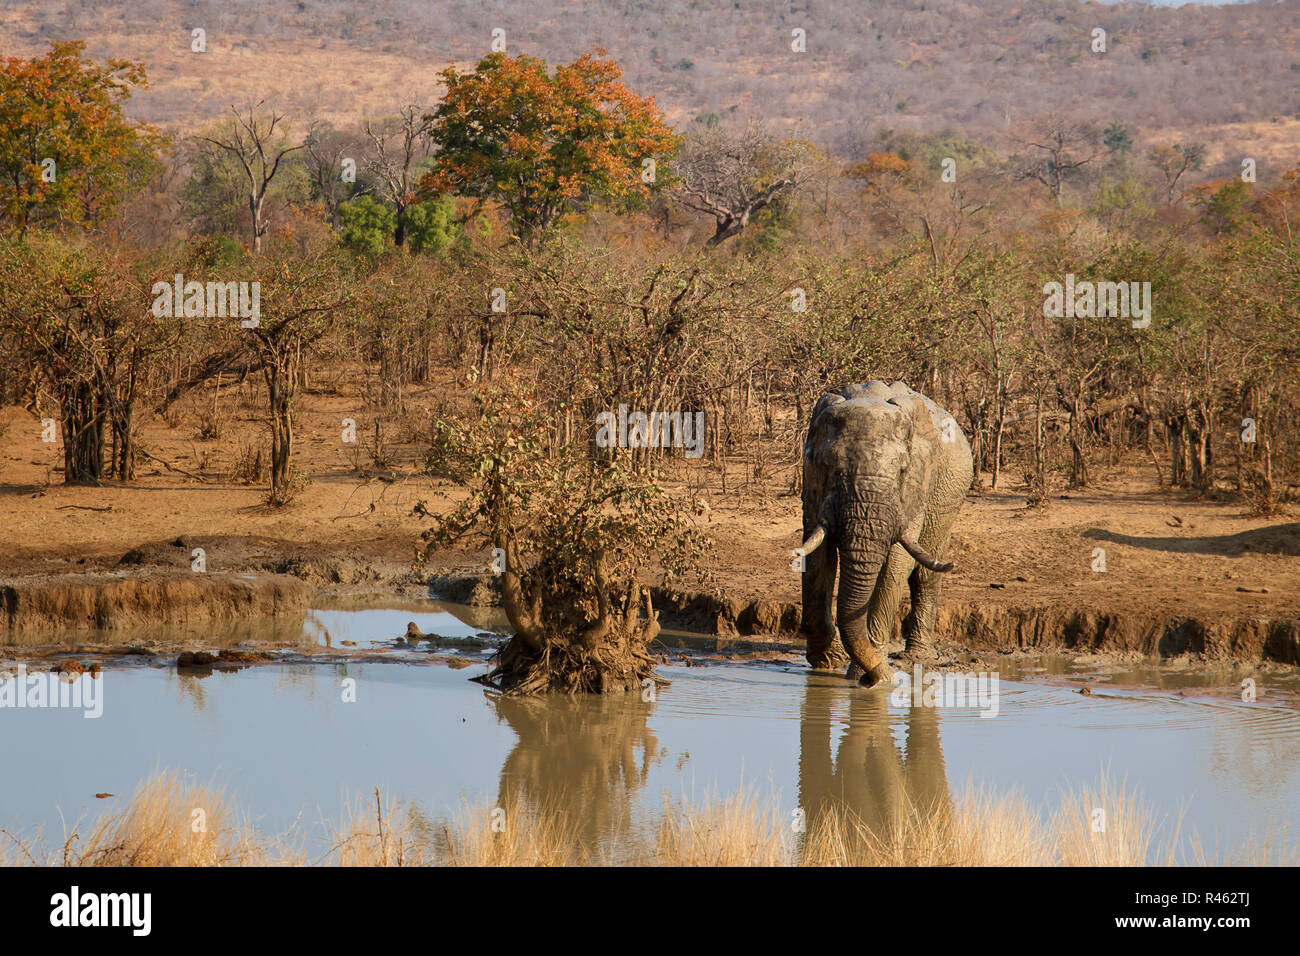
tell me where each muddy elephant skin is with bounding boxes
[797,381,973,687]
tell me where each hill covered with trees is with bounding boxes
[1,0,1297,167]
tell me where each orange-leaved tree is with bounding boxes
[0,41,162,234]
[417,51,679,242]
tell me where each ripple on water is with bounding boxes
[652,662,1300,744]
[1063,689,1300,741]
[3,609,1298,857]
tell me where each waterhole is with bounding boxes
[2,599,1297,858]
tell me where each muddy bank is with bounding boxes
[0,570,307,636]
[932,603,1300,665]
[425,571,1300,667]
[650,588,1300,666]
[113,534,411,587]
[3,556,1295,669]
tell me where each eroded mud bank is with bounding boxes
[2,559,1295,668]
[0,571,306,636]
[931,603,1300,665]
[430,572,1300,667]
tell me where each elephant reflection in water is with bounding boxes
[489,677,951,861]
[797,676,951,858]
[491,691,660,859]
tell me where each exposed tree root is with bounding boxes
[477,584,670,696]
[477,636,665,696]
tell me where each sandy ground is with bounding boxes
[1,372,1296,625]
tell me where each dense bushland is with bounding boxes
[2,42,1297,690]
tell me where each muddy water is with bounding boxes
[2,600,1298,858]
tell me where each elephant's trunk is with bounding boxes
[835,540,894,688]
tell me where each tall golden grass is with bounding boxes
[0,773,269,866]
[1,773,1291,866]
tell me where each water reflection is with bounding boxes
[487,671,958,859]
[3,644,1299,858]
[304,599,508,649]
[798,676,950,854]
[6,609,310,650]
[492,691,661,857]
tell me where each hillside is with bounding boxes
[1,0,1297,164]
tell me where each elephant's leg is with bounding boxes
[901,530,951,659]
[804,546,848,671]
[844,544,913,682]
[798,675,837,853]
[903,703,951,821]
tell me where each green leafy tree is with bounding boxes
[338,195,397,257]
[402,197,460,255]
[1091,175,1151,230]
[1103,122,1133,154]
[1190,178,1254,235]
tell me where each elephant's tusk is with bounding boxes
[898,534,954,572]
[794,524,827,558]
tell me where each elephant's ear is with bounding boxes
[810,391,846,427]
[889,395,938,444]
[890,396,940,513]
[807,392,847,455]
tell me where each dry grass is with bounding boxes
[1,772,270,866]
[323,795,586,867]
[1054,775,1172,866]
[654,790,792,866]
[2,773,1292,867]
[798,786,1055,866]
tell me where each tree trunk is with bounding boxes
[112,405,134,481]
[61,381,105,485]
[250,195,263,255]
[266,359,295,500]
[1186,403,1213,494]
[1068,395,1087,488]
[992,408,1005,490]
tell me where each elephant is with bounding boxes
[796,381,973,688]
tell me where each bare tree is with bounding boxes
[672,121,819,246]
[304,119,365,227]
[1013,118,1101,204]
[1148,142,1206,205]
[241,246,351,503]
[195,104,307,254]
[364,103,431,247]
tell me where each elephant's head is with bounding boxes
[798,387,952,680]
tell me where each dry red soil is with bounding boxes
[1,375,1296,627]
